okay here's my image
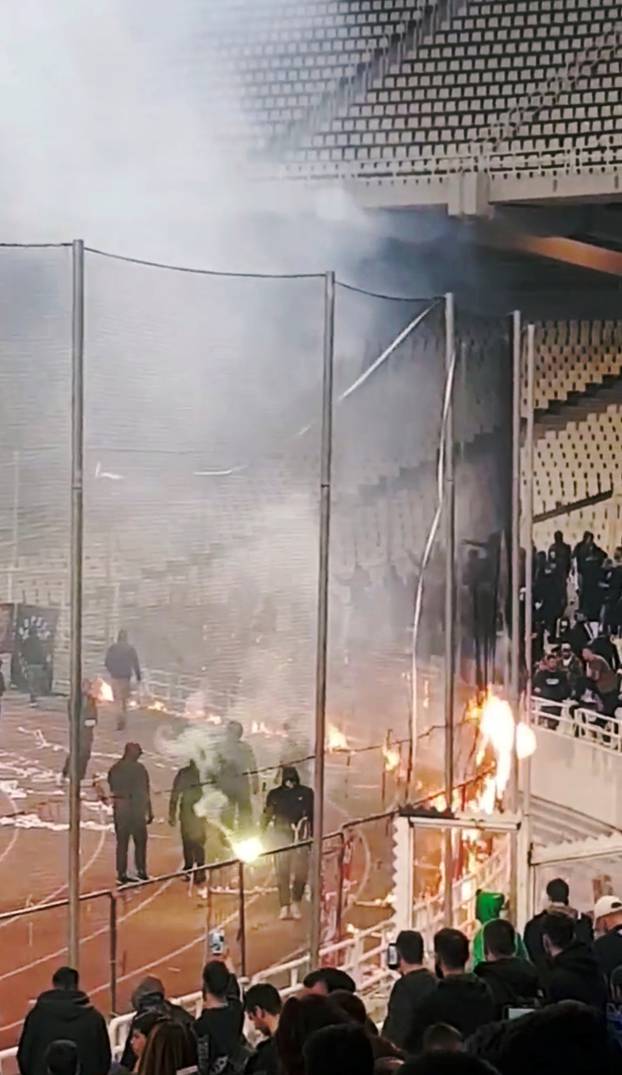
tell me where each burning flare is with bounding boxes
[383,744,401,773]
[326,725,348,752]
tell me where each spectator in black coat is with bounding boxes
[524,877,593,977]
[194,961,247,1075]
[17,966,110,1075]
[303,968,356,996]
[244,984,282,1075]
[549,531,572,580]
[542,912,607,1011]
[405,930,495,1053]
[593,895,622,992]
[303,1024,374,1075]
[474,920,540,1019]
[119,975,194,1070]
[532,653,569,727]
[382,931,437,1049]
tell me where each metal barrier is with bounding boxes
[530,695,622,753]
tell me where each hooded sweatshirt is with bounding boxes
[404,973,495,1052]
[524,903,593,976]
[194,999,246,1075]
[17,988,111,1075]
[546,940,608,1012]
[475,957,541,1019]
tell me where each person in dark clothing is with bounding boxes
[603,548,622,636]
[108,742,153,884]
[542,911,607,1011]
[532,653,569,728]
[401,1057,499,1075]
[524,877,593,977]
[244,984,282,1075]
[44,1040,79,1075]
[119,975,195,1071]
[275,994,348,1075]
[215,721,259,838]
[559,642,584,698]
[0,658,5,718]
[533,552,559,639]
[194,960,246,1075]
[591,630,621,673]
[561,612,592,658]
[303,1024,374,1075]
[574,533,607,620]
[583,646,619,719]
[105,629,141,731]
[22,626,47,706]
[303,968,356,996]
[382,930,437,1048]
[262,766,314,921]
[549,531,572,581]
[474,920,540,1020]
[405,929,495,1053]
[17,966,110,1075]
[61,681,98,783]
[593,895,622,992]
[169,758,207,886]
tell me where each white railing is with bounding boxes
[530,696,622,754]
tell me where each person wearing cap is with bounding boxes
[594,895,622,989]
[108,743,153,884]
[262,766,314,921]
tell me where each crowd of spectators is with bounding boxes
[531,530,622,731]
[15,876,622,1075]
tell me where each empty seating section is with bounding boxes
[280,0,620,178]
[532,403,622,518]
[206,0,429,142]
[524,320,622,413]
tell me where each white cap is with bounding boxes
[594,895,622,920]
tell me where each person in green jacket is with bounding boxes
[472,890,529,967]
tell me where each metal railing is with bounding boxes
[530,695,622,754]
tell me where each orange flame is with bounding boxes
[382,743,400,773]
[326,724,348,752]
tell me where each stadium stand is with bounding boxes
[523,320,622,414]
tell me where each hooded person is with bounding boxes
[108,742,153,884]
[17,966,110,1075]
[404,929,495,1053]
[262,766,314,921]
[104,629,141,731]
[542,911,607,1012]
[524,878,593,976]
[471,892,529,968]
[169,757,208,889]
[474,919,541,1019]
[119,976,195,1071]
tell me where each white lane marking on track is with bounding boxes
[0,788,20,868]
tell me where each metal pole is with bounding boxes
[68,239,85,968]
[109,892,118,1014]
[238,861,247,979]
[509,311,521,918]
[310,270,336,968]
[8,450,19,602]
[443,293,455,927]
[520,323,536,924]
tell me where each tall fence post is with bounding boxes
[310,271,336,969]
[238,861,247,979]
[443,292,455,928]
[509,310,522,918]
[109,891,118,1015]
[68,238,85,968]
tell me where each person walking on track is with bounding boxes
[105,628,142,731]
[169,757,208,891]
[61,679,98,783]
[262,766,314,921]
[108,742,153,884]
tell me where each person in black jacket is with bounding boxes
[474,919,540,1019]
[108,742,153,884]
[61,680,98,783]
[17,966,110,1075]
[105,628,141,731]
[119,975,195,1071]
[542,911,607,1011]
[532,653,569,728]
[169,758,207,886]
[244,983,282,1075]
[405,929,495,1053]
[194,960,247,1075]
[524,877,593,977]
[262,766,314,921]
[382,930,436,1049]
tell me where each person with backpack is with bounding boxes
[194,961,248,1075]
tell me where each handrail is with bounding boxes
[530,695,622,755]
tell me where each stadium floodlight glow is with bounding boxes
[232,836,264,864]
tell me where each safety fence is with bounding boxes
[530,695,622,754]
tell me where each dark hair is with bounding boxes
[401,1056,498,1074]
[554,531,563,542]
[132,1011,166,1038]
[44,1041,79,1075]
[52,967,79,991]
[303,1024,374,1075]
[422,1025,464,1053]
[275,995,347,1075]
[138,1020,197,1075]
[132,976,165,1010]
[468,1000,610,1075]
[434,929,469,972]
[396,930,424,966]
[328,990,367,1026]
[228,721,243,739]
[202,960,232,999]
[546,878,569,905]
[542,912,574,951]
[244,983,282,1017]
[483,919,515,959]
[303,968,356,994]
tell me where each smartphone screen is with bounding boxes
[209,928,224,955]
[387,943,399,970]
[506,1007,535,1021]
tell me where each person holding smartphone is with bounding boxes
[381,931,436,1050]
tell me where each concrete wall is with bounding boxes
[531,728,622,830]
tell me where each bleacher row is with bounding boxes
[203,0,622,179]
